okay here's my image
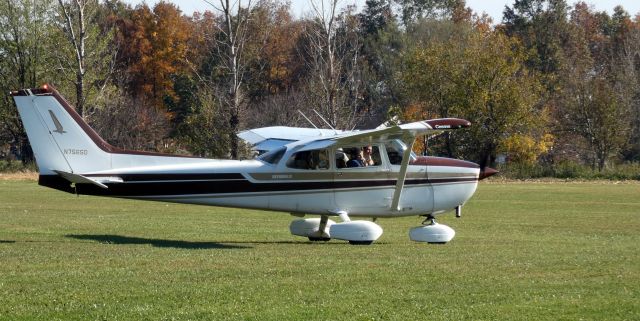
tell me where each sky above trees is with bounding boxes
[123,0,640,21]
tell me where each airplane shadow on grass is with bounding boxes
[66,234,250,250]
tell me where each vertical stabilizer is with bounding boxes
[12,87,111,175]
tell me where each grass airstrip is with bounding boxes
[0,178,638,320]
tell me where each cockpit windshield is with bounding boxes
[258,146,286,165]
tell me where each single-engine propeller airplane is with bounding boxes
[11,85,497,245]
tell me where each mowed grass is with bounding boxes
[0,180,638,321]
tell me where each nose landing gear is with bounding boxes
[409,214,456,244]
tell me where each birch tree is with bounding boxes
[201,0,260,159]
[303,0,364,129]
[54,0,114,118]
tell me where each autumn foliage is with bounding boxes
[115,2,193,108]
[0,0,639,173]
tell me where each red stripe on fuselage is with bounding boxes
[411,156,479,169]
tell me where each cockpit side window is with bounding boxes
[286,149,330,170]
[385,140,417,165]
[336,145,382,168]
[385,142,402,165]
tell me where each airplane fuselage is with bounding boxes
[39,154,480,218]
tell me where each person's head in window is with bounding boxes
[362,146,375,166]
[346,148,364,167]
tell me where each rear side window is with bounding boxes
[286,149,329,170]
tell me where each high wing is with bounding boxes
[286,118,471,150]
[239,118,470,154]
[238,126,348,154]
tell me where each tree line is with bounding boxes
[1,0,639,173]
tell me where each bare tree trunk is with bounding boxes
[224,0,241,159]
[203,0,256,159]
[58,0,88,117]
[305,0,363,130]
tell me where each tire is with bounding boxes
[348,240,373,245]
[308,237,331,242]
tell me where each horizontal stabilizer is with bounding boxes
[53,170,122,189]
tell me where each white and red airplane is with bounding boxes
[11,85,497,245]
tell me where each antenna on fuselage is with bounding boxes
[312,109,338,135]
[298,110,318,129]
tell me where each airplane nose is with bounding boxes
[479,167,498,180]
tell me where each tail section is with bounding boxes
[12,85,210,179]
[11,86,111,175]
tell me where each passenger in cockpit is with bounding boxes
[362,146,375,166]
[347,148,365,167]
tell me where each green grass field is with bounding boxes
[1,180,638,320]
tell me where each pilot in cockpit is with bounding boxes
[346,148,365,167]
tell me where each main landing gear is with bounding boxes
[289,212,383,245]
[409,214,456,244]
[290,211,458,245]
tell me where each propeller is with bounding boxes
[478,148,499,180]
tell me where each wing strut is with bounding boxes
[390,135,416,211]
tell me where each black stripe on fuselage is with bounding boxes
[84,173,245,181]
[39,174,477,197]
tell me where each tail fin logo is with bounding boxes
[48,110,66,134]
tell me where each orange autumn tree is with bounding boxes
[115,2,193,111]
[259,4,305,94]
[402,102,437,156]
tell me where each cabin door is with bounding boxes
[384,141,433,214]
[333,144,395,215]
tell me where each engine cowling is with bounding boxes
[330,221,383,244]
[409,223,455,244]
